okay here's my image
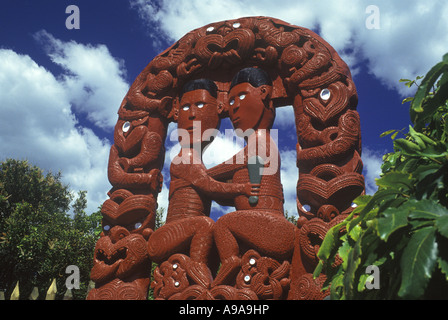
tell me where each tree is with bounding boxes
[285,210,298,225]
[316,53,448,299]
[0,159,101,299]
[148,207,165,300]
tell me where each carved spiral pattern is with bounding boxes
[295,274,329,300]
[89,16,364,300]
[236,250,290,300]
[87,278,150,300]
[152,254,191,299]
[169,285,258,300]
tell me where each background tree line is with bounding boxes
[0,159,102,299]
[0,158,167,300]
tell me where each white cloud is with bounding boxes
[130,0,448,96]
[280,149,299,217]
[0,34,128,214]
[34,30,129,131]
[361,147,384,195]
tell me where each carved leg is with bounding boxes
[213,211,296,286]
[148,216,215,287]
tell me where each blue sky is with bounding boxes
[1,0,447,218]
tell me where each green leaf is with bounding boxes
[338,240,351,270]
[402,97,413,104]
[343,228,378,298]
[396,157,419,173]
[357,273,369,292]
[409,126,427,149]
[351,195,372,209]
[438,257,448,280]
[313,260,324,278]
[415,132,437,146]
[399,227,438,299]
[409,199,448,221]
[407,81,415,88]
[435,215,448,238]
[416,145,448,158]
[343,237,362,297]
[443,53,448,64]
[412,163,441,181]
[375,172,412,191]
[391,131,399,140]
[411,58,448,114]
[377,206,410,241]
[348,224,362,242]
[415,166,445,200]
[380,129,396,138]
[317,221,345,262]
[329,272,345,300]
[348,189,402,232]
[394,138,422,154]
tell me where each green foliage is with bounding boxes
[0,159,101,299]
[148,207,165,300]
[285,209,298,225]
[317,54,448,299]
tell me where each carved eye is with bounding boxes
[103,225,110,231]
[182,105,190,111]
[320,88,331,101]
[197,103,204,109]
[122,121,131,133]
[229,99,235,106]
[134,222,142,230]
[239,94,246,100]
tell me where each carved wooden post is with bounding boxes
[88,16,364,300]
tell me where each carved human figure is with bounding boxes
[211,67,297,286]
[147,79,257,289]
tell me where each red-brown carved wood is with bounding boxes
[87,16,364,300]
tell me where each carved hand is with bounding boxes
[243,182,261,197]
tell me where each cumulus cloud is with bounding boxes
[0,32,129,214]
[279,149,299,217]
[361,147,384,195]
[130,0,448,96]
[34,30,129,131]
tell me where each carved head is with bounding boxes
[228,67,275,132]
[176,79,221,148]
[90,193,155,284]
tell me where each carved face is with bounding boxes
[90,195,155,284]
[90,231,150,284]
[228,82,274,132]
[177,89,220,147]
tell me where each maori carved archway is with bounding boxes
[87,16,364,300]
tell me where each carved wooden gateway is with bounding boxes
[87,16,364,300]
